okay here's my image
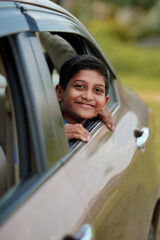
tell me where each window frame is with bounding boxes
[0,2,29,38]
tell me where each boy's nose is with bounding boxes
[82,90,94,101]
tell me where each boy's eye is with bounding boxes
[94,88,104,94]
[75,84,85,89]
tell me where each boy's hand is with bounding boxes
[97,106,114,131]
[64,123,91,142]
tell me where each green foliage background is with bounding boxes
[100,0,158,8]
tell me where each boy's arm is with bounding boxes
[97,106,114,131]
[64,123,91,142]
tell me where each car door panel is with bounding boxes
[0,166,90,240]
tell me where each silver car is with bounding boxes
[0,0,159,239]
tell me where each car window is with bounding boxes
[38,32,117,120]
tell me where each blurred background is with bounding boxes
[52,0,160,162]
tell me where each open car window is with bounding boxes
[38,31,117,107]
[37,31,118,149]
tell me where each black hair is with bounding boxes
[59,55,110,96]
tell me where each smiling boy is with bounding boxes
[56,55,114,142]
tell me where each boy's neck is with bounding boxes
[62,111,86,125]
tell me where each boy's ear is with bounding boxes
[105,95,109,105]
[56,84,63,101]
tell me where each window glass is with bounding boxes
[0,52,19,198]
[0,38,35,202]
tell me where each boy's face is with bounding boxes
[56,69,109,124]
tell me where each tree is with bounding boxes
[52,0,72,11]
[100,0,158,9]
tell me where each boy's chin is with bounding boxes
[72,110,98,123]
[77,113,97,121]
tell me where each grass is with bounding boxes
[86,20,160,161]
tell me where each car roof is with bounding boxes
[0,0,116,77]
[1,0,83,31]
[2,0,74,17]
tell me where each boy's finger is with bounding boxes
[105,118,114,129]
[70,133,90,142]
[77,128,91,141]
[98,107,114,131]
[75,124,91,138]
[64,123,91,141]
[67,124,91,141]
[107,123,114,131]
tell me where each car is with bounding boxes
[0,0,160,239]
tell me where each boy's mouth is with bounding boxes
[75,101,95,109]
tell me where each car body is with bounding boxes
[0,0,160,239]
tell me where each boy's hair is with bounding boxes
[59,55,110,96]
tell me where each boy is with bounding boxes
[56,55,114,142]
